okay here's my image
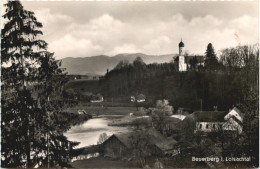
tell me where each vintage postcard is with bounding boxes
[1,0,259,168]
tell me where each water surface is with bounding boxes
[65,116,129,148]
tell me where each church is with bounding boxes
[174,40,204,71]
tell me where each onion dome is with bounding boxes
[179,40,184,47]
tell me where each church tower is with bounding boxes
[178,39,187,71]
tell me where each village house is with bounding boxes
[193,107,243,134]
[136,94,146,102]
[130,94,146,103]
[102,129,178,158]
[90,93,104,103]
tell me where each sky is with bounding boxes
[1,1,259,59]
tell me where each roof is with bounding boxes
[228,116,243,126]
[185,55,204,63]
[192,111,228,122]
[114,133,133,148]
[232,107,244,118]
[174,55,204,63]
[136,94,146,100]
[171,115,186,121]
[179,40,184,47]
[105,129,177,151]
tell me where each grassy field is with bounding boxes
[69,156,195,168]
[66,106,140,115]
[70,157,139,168]
[81,101,136,107]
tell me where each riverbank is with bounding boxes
[107,115,151,127]
[64,116,130,148]
[67,105,144,116]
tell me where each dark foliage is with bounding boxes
[1,1,84,168]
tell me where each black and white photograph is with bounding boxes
[1,0,259,168]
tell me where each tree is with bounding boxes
[129,129,151,167]
[97,133,108,144]
[151,100,173,135]
[204,43,219,71]
[1,1,78,167]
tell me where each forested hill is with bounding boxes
[61,53,176,75]
[95,45,258,111]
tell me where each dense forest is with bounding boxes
[97,43,259,112]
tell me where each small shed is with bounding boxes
[136,94,146,102]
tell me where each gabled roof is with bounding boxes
[170,114,186,121]
[192,111,228,122]
[136,94,146,100]
[227,116,243,126]
[105,129,177,151]
[185,55,204,63]
[174,55,204,63]
[231,107,244,118]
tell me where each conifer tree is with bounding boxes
[1,1,79,167]
[204,43,219,71]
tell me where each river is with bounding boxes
[64,116,130,148]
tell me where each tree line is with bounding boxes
[99,43,258,111]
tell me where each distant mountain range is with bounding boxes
[61,53,177,75]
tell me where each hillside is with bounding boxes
[61,53,176,75]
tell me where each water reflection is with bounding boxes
[64,116,129,148]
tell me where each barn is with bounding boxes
[102,133,132,158]
[102,129,178,158]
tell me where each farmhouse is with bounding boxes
[193,107,243,134]
[224,107,244,122]
[102,129,178,158]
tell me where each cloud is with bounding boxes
[50,34,103,59]
[32,9,258,59]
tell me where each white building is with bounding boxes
[178,40,187,71]
[194,107,243,134]
[224,107,244,122]
[174,40,204,71]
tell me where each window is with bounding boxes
[199,124,202,129]
[206,124,209,128]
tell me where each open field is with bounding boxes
[81,101,136,107]
[66,106,141,115]
[70,157,138,168]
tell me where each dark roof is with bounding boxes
[106,129,177,151]
[114,133,132,148]
[185,55,204,63]
[136,94,146,100]
[174,55,204,64]
[174,56,179,62]
[192,111,228,122]
[228,116,243,126]
[179,40,184,47]
[232,107,244,118]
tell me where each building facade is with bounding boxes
[178,40,187,71]
[174,40,204,71]
[194,107,243,134]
